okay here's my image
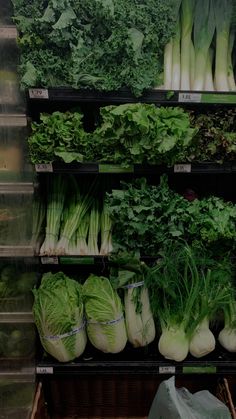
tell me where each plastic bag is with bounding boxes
[148,376,231,419]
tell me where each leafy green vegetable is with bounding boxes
[12,0,180,95]
[189,108,236,162]
[29,111,87,164]
[33,271,87,362]
[106,175,236,255]
[91,104,197,167]
[28,105,196,166]
[83,274,127,353]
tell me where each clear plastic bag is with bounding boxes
[148,376,231,419]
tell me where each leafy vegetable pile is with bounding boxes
[146,244,234,362]
[28,105,197,166]
[12,0,179,95]
[28,105,236,166]
[39,175,112,256]
[189,108,236,162]
[106,175,236,256]
[164,0,236,91]
[32,248,236,362]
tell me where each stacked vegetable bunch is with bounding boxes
[33,268,155,362]
[164,0,236,91]
[146,244,235,362]
[106,175,236,256]
[12,0,179,95]
[38,175,112,256]
[28,105,236,166]
[28,105,197,167]
[190,108,236,162]
[13,0,236,94]
[33,248,236,363]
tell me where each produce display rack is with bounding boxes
[0,6,37,417]
[35,161,236,175]
[2,9,236,419]
[36,343,236,376]
[31,90,236,379]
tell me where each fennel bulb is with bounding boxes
[219,327,236,352]
[125,286,155,348]
[158,325,189,362]
[189,318,215,358]
[83,275,127,353]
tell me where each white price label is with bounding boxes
[35,163,53,173]
[0,27,17,39]
[36,367,53,374]
[41,256,59,265]
[174,164,191,173]
[29,88,49,99]
[178,93,202,103]
[159,366,176,374]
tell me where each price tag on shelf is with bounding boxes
[41,256,59,265]
[29,88,49,99]
[36,367,53,375]
[174,164,191,173]
[159,366,176,374]
[178,93,202,103]
[35,163,53,173]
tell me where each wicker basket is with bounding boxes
[216,378,236,419]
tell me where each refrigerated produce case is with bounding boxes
[0,1,36,418]
[2,0,236,417]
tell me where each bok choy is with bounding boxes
[110,254,155,348]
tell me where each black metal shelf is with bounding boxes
[36,343,236,376]
[35,161,236,175]
[27,88,236,105]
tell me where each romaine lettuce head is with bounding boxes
[83,274,127,353]
[33,272,86,362]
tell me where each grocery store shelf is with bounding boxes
[0,246,34,257]
[0,113,27,127]
[36,344,236,376]
[27,88,236,105]
[0,311,34,323]
[0,182,34,194]
[35,161,236,174]
[0,25,17,40]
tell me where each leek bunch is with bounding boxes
[163,0,236,91]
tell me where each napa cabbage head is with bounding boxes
[33,272,86,362]
[83,274,127,353]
